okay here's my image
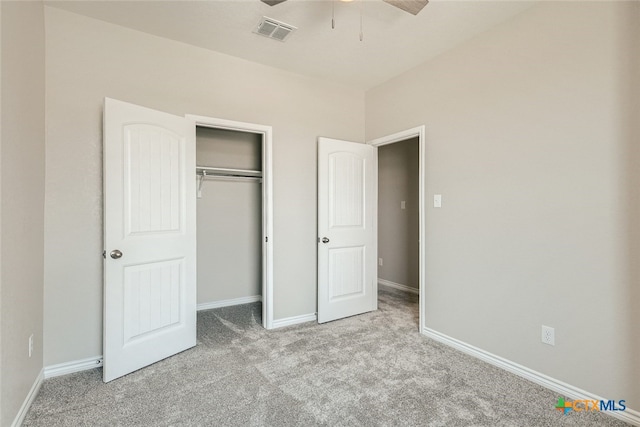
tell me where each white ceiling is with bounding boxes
[45,0,535,90]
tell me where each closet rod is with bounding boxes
[200,175,262,183]
[196,166,262,178]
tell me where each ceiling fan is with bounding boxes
[260,0,429,16]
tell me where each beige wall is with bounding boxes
[196,127,262,304]
[43,6,365,366]
[0,1,3,419]
[629,0,640,402]
[366,1,639,411]
[196,127,262,171]
[1,3,3,421]
[0,1,46,425]
[378,138,419,289]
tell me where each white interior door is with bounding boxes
[318,137,376,323]
[103,98,196,382]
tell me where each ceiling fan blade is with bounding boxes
[382,0,429,16]
[260,0,287,6]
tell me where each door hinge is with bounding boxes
[102,250,106,259]
[265,236,268,243]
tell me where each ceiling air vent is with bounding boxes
[255,16,297,42]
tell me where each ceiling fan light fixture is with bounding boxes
[382,0,429,16]
[260,0,430,16]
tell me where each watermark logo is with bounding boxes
[555,397,626,415]
[555,398,572,415]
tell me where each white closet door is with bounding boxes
[103,98,196,382]
[317,137,377,323]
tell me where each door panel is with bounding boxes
[329,152,365,228]
[318,137,376,323]
[328,245,365,299]
[124,124,183,235]
[103,98,196,382]
[122,259,183,343]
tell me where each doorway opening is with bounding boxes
[376,138,420,326]
[187,115,274,330]
[370,126,426,332]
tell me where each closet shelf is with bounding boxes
[196,166,262,178]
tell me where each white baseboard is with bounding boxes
[197,295,262,311]
[44,356,103,379]
[272,313,317,329]
[422,327,640,426]
[12,368,43,427]
[378,278,419,295]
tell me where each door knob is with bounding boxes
[110,249,123,259]
[321,237,330,243]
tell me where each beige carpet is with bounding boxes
[24,287,627,426]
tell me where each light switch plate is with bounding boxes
[434,194,442,208]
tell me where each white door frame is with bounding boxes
[186,115,274,330]
[368,126,426,333]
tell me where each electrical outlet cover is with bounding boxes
[541,325,555,346]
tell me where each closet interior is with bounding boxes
[196,126,263,314]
